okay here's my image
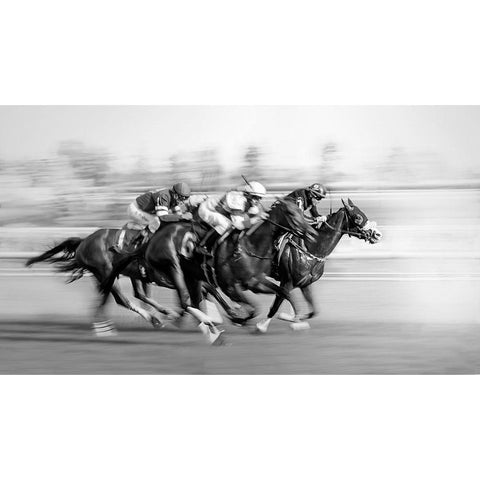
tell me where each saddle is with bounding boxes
[113,224,149,254]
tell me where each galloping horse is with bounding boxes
[255,198,383,333]
[101,198,316,337]
[203,198,317,319]
[25,228,190,336]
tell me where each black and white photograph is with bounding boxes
[0,105,479,374]
[1,2,479,480]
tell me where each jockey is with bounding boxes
[195,181,268,256]
[286,183,328,226]
[111,182,191,253]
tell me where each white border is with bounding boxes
[1,1,479,479]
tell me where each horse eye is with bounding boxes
[355,215,363,224]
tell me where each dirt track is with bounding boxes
[1,263,479,374]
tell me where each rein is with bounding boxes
[264,217,301,236]
[323,209,365,239]
[239,210,304,261]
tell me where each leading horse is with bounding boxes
[255,198,383,333]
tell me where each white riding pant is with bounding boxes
[198,200,232,235]
[127,201,161,233]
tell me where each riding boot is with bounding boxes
[195,229,218,257]
[232,230,245,260]
[132,229,151,250]
[216,226,236,250]
[109,229,127,254]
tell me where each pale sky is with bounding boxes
[0,106,479,174]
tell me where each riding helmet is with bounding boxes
[308,183,327,199]
[172,182,191,198]
[243,181,267,198]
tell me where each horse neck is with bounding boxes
[309,209,347,257]
[243,220,275,254]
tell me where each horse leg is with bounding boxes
[255,293,285,334]
[83,264,121,336]
[253,279,308,333]
[109,283,159,326]
[91,275,119,337]
[254,280,294,333]
[130,278,179,327]
[230,284,258,321]
[151,262,217,340]
[298,284,317,321]
[202,282,252,325]
[186,278,226,346]
[93,270,157,332]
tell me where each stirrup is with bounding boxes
[109,244,124,254]
[196,245,213,257]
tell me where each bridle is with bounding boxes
[322,208,369,240]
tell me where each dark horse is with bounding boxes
[25,228,184,336]
[255,198,383,333]
[101,198,316,341]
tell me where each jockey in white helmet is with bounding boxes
[195,180,268,256]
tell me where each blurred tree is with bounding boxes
[381,147,411,182]
[134,155,149,174]
[198,149,222,189]
[242,145,262,180]
[57,140,110,186]
[320,141,342,183]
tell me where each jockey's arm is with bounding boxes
[155,205,169,217]
[301,200,324,226]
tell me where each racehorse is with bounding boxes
[255,198,383,333]
[25,228,210,337]
[101,198,316,334]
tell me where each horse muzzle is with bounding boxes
[364,227,382,244]
[361,221,382,244]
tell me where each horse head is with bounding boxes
[270,198,317,240]
[340,198,382,244]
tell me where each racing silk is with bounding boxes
[135,188,179,216]
[198,190,263,234]
[286,188,322,217]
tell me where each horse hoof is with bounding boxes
[211,330,229,346]
[290,321,311,331]
[279,312,295,322]
[150,317,164,329]
[231,318,249,327]
[254,324,268,334]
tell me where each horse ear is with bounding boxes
[342,198,353,211]
[348,198,355,207]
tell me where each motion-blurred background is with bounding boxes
[0,106,479,373]
[1,106,479,256]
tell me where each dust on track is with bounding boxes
[1,271,479,374]
[0,314,479,374]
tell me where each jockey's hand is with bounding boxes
[313,215,327,225]
[259,211,269,220]
[181,212,193,220]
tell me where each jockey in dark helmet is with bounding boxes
[286,183,328,226]
[110,182,192,254]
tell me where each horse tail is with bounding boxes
[25,237,87,283]
[25,237,83,267]
[100,246,145,294]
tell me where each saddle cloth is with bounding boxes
[113,225,145,253]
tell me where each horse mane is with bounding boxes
[316,207,346,234]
